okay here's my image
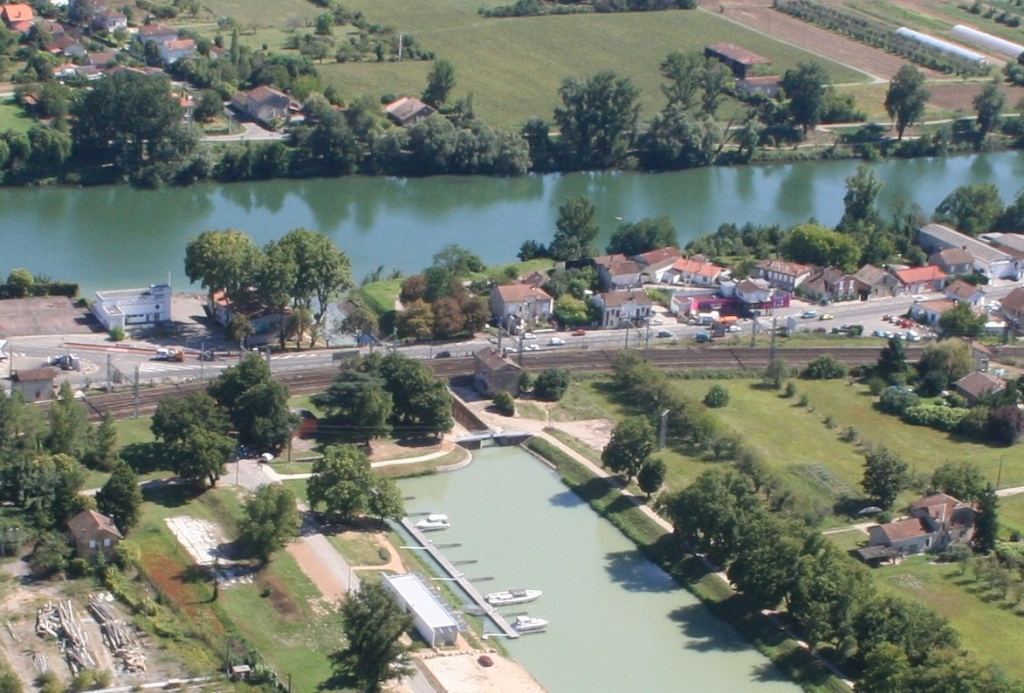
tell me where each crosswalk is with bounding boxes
[136,362,201,373]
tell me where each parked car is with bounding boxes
[727,325,742,333]
[694,332,711,343]
[656,329,673,338]
[434,350,452,358]
[649,317,664,326]
[549,337,566,346]
[571,328,587,336]
[522,332,536,340]
[525,343,539,350]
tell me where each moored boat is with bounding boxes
[512,615,548,633]
[484,589,542,606]
[414,513,450,531]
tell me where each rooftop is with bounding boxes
[756,259,812,277]
[705,43,771,66]
[494,284,552,303]
[892,265,947,285]
[634,247,681,268]
[67,509,123,538]
[879,517,932,543]
[599,289,652,308]
[919,223,1012,265]
[954,371,1006,399]
[382,573,459,630]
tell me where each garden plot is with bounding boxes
[164,516,253,586]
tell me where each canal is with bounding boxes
[397,445,800,693]
[2,152,1024,294]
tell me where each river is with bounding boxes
[2,152,1024,294]
[398,445,800,693]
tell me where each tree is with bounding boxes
[533,368,570,401]
[492,390,515,416]
[171,426,235,488]
[95,461,142,534]
[838,165,882,233]
[703,384,730,408]
[918,340,973,382]
[423,58,456,107]
[862,447,911,510]
[184,229,263,300]
[877,337,907,380]
[727,512,803,610]
[763,357,789,390]
[884,65,930,140]
[226,313,255,346]
[47,382,90,459]
[312,369,394,444]
[84,412,119,472]
[987,405,1024,446]
[641,107,722,169]
[234,381,298,453]
[554,71,640,169]
[974,82,1006,139]
[331,582,413,693]
[934,183,1003,237]
[938,301,987,339]
[151,392,230,446]
[240,484,300,563]
[395,299,434,341]
[973,484,998,553]
[432,244,485,276]
[858,643,910,693]
[606,217,677,256]
[659,51,704,111]
[307,445,403,524]
[602,417,656,481]
[71,70,184,176]
[802,354,847,380]
[5,269,33,297]
[931,461,986,502]
[274,229,353,347]
[637,457,666,498]
[192,89,224,123]
[208,354,272,412]
[780,223,861,271]
[549,196,599,261]
[780,62,829,133]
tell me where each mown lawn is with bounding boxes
[876,555,1024,681]
[203,0,320,29]
[0,98,32,134]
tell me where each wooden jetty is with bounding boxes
[400,518,520,639]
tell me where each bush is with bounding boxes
[917,370,948,397]
[493,390,515,416]
[783,382,797,398]
[534,368,570,401]
[841,425,859,442]
[108,325,125,342]
[703,384,730,408]
[518,371,534,393]
[798,393,810,407]
[878,386,919,415]
[35,672,60,693]
[901,404,968,432]
[801,354,847,380]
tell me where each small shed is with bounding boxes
[381,573,462,647]
[11,367,57,401]
[474,347,522,397]
[704,43,771,79]
[67,509,123,560]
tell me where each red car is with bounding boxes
[571,328,587,336]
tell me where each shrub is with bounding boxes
[802,354,847,380]
[841,425,859,442]
[901,404,968,432]
[518,371,534,393]
[917,370,948,397]
[108,325,125,342]
[493,390,515,416]
[534,368,570,401]
[878,386,919,415]
[783,382,797,398]
[36,672,60,693]
[798,393,810,407]
[703,384,730,408]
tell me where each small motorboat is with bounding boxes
[484,589,542,606]
[512,615,548,633]
[414,514,450,531]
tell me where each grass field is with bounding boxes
[0,98,32,135]
[877,555,1024,681]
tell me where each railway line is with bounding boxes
[48,344,922,422]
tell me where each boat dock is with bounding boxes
[400,518,520,639]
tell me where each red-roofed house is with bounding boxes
[1,3,33,26]
[909,298,956,327]
[208,289,286,346]
[859,493,976,562]
[633,247,682,283]
[67,509,122,560]
[754,259,812,293]
[159,38,196,64]
[891,265,947,295]
[665,257,725,287]
[489,284,554,323]
[597,259,642,291]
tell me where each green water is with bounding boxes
[398,446,801,693]
[1,152,1023,294]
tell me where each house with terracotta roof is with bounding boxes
[87,51,118,67]
[208,289,286,346]
[632,247,682,283]
[231,86,292,125]
[592,290,652,328]
[944,279,986,307]
[159,38,196,64]
[597,259,642,291]
[800,266,859,303]
[890,265,947,295]
[858,493,976,563]
[384,96,435,127]
[1,3,33,27]
[47,35,87,57]
[664,257,725,287]
[1001,287,1024,328]
[928,247,974,276]
[954,371,1006,405]
[754,259,812,293]
[488,284,553,323]
[67,509,122,560]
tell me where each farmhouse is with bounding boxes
[858,494,976,563]
[592,290,652,328]
[917,223,1020,280]
[67,510,122,561]
[384,96,436,127]
[92,283,172,332]
[473,346,522,397]
[231,86,291,125]
[382,573,462,647]
[704,43,770,79]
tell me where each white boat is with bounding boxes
[414,514,450,531]
[512,615,548,634]
[484,589,542,606]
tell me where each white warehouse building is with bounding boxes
[92,284,172,331]
[381,573,463,647]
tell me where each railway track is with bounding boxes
[50,344,917,422]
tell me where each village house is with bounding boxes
[519,270,547,289]
[473,346,522,397]
[47,35,87,58]
[92,283,172,332]
[954,371,1006,405]
[664,257,725,287]
[10,367,56,401]
[92,7,127,32]
[137,24,178,45]
[231,86,292,125]
[87,51,118,67]
[857,494,976,564]
[632,247,682,283]
[736,75,781,98]
[754,259,812,293]
[800,266,859,303]
[67,509,122,561]
[39,19,65,37]
[384,96,435,127]
[592,290,652,328]
[597,259,642,291]
[890,265,947,295]
[704,42,771,79]
[208,289,285,346]
[734,278,772,305]
[917,223,1020,280]
[909,298,955,327]
[488,283,554,327]
[1000,287,1024,329]
[159,38,197,64]
[0,3,33,28]
[970,341,992,372]
[944,279,986,307]
[852,264,899,299]
[927,247,974,276]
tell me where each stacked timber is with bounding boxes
[89,596,146,672]
[35,600,96,673]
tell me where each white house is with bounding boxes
[735,278,772,304]
[917,223,1021,280]
[592,290,652,328]
[489,284,554,325]
[633,247,682,283]
[93,284,172,331]
[381,573,462,647]
[754,259,812,292]
[665,257,724,287]
[159,38,196,64]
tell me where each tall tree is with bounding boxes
[606,216,678,256]
[171,425,235,489]
[208,353,273,412]
[240,483,300,563]
[422,58,456,107]
[549,196,599,261]
[274,229,353,347]
[95,460,142,534]
[930,461,986,502]
[184,229,264,301]
[659,51,704,110]
[46,382,90,459]
[637,457,666,499]
[84,412,119,472]
[152,392,231,446]
[884,64,930,140]
[877,337,907,380]
[256,238,299,349]
[973,483,999,553]
[601,416,656,481]
[934,183,1004,237]
[780,62,829,133]
[554,71,640,169]
[312,370,394,444]
[973,82,1006,139]
[838,165,883,233]
[861,447,911,510]
[331,582,413,693]
[307,444,404,524]
[780,223,861,271]
[938,302,987,339]
[727,512,803,610]
[234,381,298,453]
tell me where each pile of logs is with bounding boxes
[89,596,147,673]
[35,600,96,673]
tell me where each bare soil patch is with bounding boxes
[255,573,302,622]
[926,82,1024,113]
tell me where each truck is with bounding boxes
[155,347,185,362]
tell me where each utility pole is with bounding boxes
[106,354,112,391]
[769,316,778,365]
[200,341,205,381]
[658,409,669,451]
[643,321,651,361]
[133,365,140,419]
[397,33,403,61]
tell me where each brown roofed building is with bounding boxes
[1,3,33,26]
[1001,287,1024,327]
[592,289,652,327]
[665,257,724,287]
[67,509,122,560]
[891,265,947,294]
[928,247,974,276]
[754,259,812,292]
[384,96,436,127]
[489,283,554,324]
[598,259,642,290]
[11,367,57,401]
[954,371,1006,405]
[944,279,986,307]
[859,493,977,563]
[633,247,682,282]
[853,264,900,298]
[909,298,956,327]
[704,43,770,79]
[473,347,522,397]
[231,86,291,125]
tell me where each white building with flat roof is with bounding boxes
[93,284,172,331]
[381,573,462,647]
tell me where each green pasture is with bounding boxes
[203,0,321,30]
[0,98,32,135]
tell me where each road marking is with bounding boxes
[137,363,197,373]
